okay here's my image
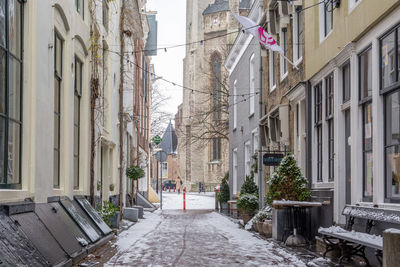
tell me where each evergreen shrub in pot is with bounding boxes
[237,194,259,224]
[217,173,230,212]
[265,153,310,205]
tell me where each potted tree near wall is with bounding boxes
[217,173,230,213]
[237,164,259,224]
[265,153,311,241]
[126,165,145,201]
[237,193,259,224]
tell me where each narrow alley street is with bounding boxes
[78,193,328,267]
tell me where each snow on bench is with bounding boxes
[318,226,383,250]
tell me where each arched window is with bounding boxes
[211,52,221,121]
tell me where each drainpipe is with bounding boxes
[258,48,265,209]
[306,80,312,188]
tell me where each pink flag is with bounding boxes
[232,13,283,54]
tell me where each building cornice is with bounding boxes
[310,42,356,84]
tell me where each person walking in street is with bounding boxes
[176,176,182,194]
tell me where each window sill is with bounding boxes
[208,161,221,165]
[248,113,255,119]
[320,30,333,44]
[233,127,237,132]
[270,85,276,92]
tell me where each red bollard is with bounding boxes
[183,187,186,211]
[174,187,176,192]
[169,186,171,192]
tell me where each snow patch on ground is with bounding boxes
[162,192,216,210]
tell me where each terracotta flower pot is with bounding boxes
[241,212,254,225]
[253,221,259,232]
[262,220,272,238]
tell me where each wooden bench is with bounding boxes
[318,205,400,266]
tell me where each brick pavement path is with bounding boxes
[78,210,329,267]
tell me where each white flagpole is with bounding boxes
[280,52,299,71]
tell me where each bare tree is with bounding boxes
[151,83,173,139]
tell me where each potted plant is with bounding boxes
[265,153,311,205]
[126,165,145,194]
[217,173,230,212]
[253,210,271,233]
[237,194,259,224]
[97,201,119,228]
[261,211,273,238]
[109,183,115,191]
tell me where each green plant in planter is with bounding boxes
[265,153,311,206]
[253,210,272,222]
[237,193,259,214]
[217,172,230,203]
[97,201,118,227]
[240,175,259,197]
[126,165,145,180]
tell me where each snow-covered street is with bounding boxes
[89,193,322,267]
[104,209,313,266]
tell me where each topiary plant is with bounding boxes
[237,193,259,214]
[240,175,259,197]
[126,165,145,181]
[217,172,230,203]
[265,153,311,206]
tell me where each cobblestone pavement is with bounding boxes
[77,210,332,267]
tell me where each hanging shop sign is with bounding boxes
[263,153,284,166]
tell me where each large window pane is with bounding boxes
[8,0,21,59]
[363,103,373,199]
[8,56,20,121]
[381,32,396,88]
[0,1,5,47]
[343,63,351,103]
[398,28,400,80]
[0,50,5,115]
[74,124,79,154]
[0,118,5,184]
[386,146,400,199]
[364,152,373,198]
[360,48,372,100]
[74,156,79,189]
[53,149,59,188]
[297,9,302,59]
[55,34,62,76]
[386,91,400,146]
[364,104,373,151]
[324,1,332,36]
[54,114,59,147]
[7,120,19,184]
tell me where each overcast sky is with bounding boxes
[146,0,186,122]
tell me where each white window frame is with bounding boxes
[269,50,276,91]
[233,80,237,129]
[292,6,303,65]
[349,0,362,13]
[280,28,288,80]
[233,148,238,195]
[252,128,258,155]
[245,141,251,177]
[249,54,255,115]
[319,0,333,42]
